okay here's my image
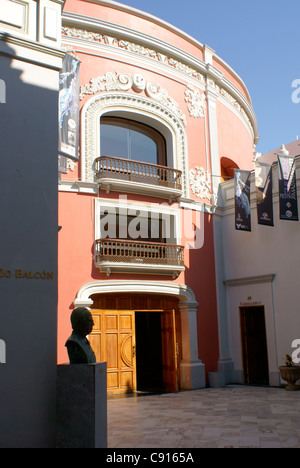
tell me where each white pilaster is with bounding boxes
[179,301,206,389]
[205,82,220,203]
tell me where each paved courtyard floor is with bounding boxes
[107,385,300,448]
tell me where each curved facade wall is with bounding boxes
[58,0,258,392]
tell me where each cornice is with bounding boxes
[0,33,65,69]
[62,12,208,76]
[61,14,259,143]
[224,274,276,287]
[75,1,252,102]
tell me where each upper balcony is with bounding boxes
[95,156,183,200]
[95,238,185,278]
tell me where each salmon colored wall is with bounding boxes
[217,101,254,171]
[58,0,254,376]
[58,191,96,362]
[63,0,252,104]
[63,0,204,61]
[63,52,209,185]
[59,47,208,182]
[213,58,250,102]
[58,186,219,370]
[181,210,220,373]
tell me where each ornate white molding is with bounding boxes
[74,280,199,307]
[61,24,258,142]
[67,158,77,172]
[81,90,189,197]
[224,274,276,287]
[80,72,186,126]
[62,26,206,84]
[189,167,211,201]
[185,85,206,118]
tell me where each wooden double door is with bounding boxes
[89,294,182,395]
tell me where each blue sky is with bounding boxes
[116,0,300,155]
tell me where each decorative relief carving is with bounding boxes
[189,167,211,200]
[118,39,157,59]
[62,26,102,42]
[145,81,186,126]
[62,26,254,137]
[81,92,189,197]
[132,74,146,92]
[80,72,186,126]
[67,159,77,172]
[80,72,133,98]
[62,26,205,83]
[185,85,206,118]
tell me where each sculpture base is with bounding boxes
[56,363,107,448]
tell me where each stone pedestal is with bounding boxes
[56,363,107,448]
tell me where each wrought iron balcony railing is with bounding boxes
[95,239,184,268]
[95,156,182,194]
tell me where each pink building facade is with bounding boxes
[58,0,258,394]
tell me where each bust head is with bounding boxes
[71,307,94,338]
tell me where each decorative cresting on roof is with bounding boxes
[81,76,189,197]
[80,72,187,126]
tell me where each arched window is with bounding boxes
[100,117,166,166]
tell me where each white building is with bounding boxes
[214,140,300,387]
[0,0,64,448]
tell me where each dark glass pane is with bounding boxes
[130,128,157,164]
[100,122,129,159]
[100,118,163,165]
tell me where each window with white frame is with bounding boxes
[100,116,167,167]
[95,199,180,245]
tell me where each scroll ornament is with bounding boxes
[189,167,211,200]
[80,72,186,126]
[185,85,206,118]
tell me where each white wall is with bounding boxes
[214,159,300,386]
[0,0,64,447]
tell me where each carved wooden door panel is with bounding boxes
[89,310,136,395]
[161,309,178,393]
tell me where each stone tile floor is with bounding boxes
[107,385,300,448]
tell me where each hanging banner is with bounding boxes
[58,54,80,161]
[255,162,274,226]
[235,170,251,231]
[278,155,298,221]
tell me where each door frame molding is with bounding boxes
[74,280,206,390]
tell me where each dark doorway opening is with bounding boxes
[135,312,164,392]
[240,306,269,386]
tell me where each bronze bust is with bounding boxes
[65,307,96,364]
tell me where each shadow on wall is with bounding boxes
[185,210,220,376]
[0,35,59,448]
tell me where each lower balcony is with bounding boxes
[95,156,182,200]
[95,239,185,278]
